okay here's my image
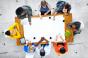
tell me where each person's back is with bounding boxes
[40,5,49,13]
[39,1,51,15]
[55,1,66,14]
[5,23,21,39]
[62,3,72,28]
[53,42,68,55]
[15,5,32,25]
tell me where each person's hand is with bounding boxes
[40,16,42,19]
[26,14,28,18]
[20,31,23,35]
[14,26,17,29]
[41,37,45,40]
[29,22,32,25]
[44,13,47,15]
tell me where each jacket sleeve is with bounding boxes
[26,6,32,22]
[28,15,31,22]
[11,30,21,39]
[8,23,17,30]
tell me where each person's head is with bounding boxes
[5,30,16,36]
[56,1,66,13]
[40,48,45,56]
[5,30,11,36]
[63,3,71,13]
[72,22,81,30]
[59,47,66,54]
[41,0,48,7]
[57,43,66,54]
[56,1,66,8]
[16,7,25,16]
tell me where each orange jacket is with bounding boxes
[53,42,68,55]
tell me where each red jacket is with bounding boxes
[53,42,68,55]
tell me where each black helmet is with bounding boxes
[56,1,66,13]
[40,48,45,56]
[59,47,66,54]
[5,30,10,36]
[56,1,66,7]
[16,7,24,16]
[64,3,71,13]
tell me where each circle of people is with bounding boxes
[5,0,82,57]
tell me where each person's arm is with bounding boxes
[68,13,72,24]
[52,8,58,21]
[12,23,21,34]
[12,30,21,39]
[15,17,21,24]
[44,4,51,15]
[28,15,32,25]
[14,22,20,30]
[55,35,65,42]
[65,13,73,28]
[8,23,21,39]
[36,37,49,46]
[43,38,49,43]
[53,7,58,15]
[64,42,68,52]
[69,13,72,23]
[60,36,65,42]
[38,4,42,19]
[15,22,24,37]
[36,38,43,46]
[8,23,17,30]
[26,6,32,25]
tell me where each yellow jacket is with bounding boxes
[8,23,21,39]
[63,13,72,28]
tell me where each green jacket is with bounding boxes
[17,5,32,22]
